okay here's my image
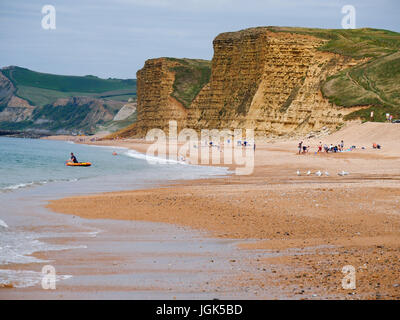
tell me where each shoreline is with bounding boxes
[0,146,254,299]
[44,122,400,299]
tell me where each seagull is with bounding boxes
[324,171,330,176]
[297,170,301,176]
[338,171,349,176]
[315,170,322,176]
[307,170,311,175]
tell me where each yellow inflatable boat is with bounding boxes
[66,162,92,167]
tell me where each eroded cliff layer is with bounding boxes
[188,29,361,137]
[118,58,211,137]
[114,27,399,139]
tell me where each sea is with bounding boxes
[0,137,229,289]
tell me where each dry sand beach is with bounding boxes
[44,121,400,299]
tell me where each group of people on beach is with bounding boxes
[208,140,256,152]
[298,140,346,154]
[322,140,346,153]
[298,139,384,155]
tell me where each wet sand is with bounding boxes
[1,179,287,300]
[43,122,400,298]
[2,219,286,299]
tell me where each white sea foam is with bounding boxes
[86,144,128,151]
[124,149,188,165]
[3,182,35,191]
[0,219,8,228]
[0,269,72,288]
[1,178,79,193]
[123,149,232,178]
[0,228,87,266]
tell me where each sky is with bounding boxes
[0,0,399,79]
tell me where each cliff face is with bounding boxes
[118,58,211,137]
[0,72,34,121]
[0,72,14,108]
[188,29,361,137]
[114,27,390,139]
[134,58,188,136]
[30,97,124,133]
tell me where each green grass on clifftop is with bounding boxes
[267,27,400,121]
[167,58,211,108]
[268,27,400,59]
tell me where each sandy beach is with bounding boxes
[43,121,400,299]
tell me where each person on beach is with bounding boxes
[340,140,344,151]
[298,141,303,154]
[318,142,322,153]
[70,153,78,163]
[253,143,256,152]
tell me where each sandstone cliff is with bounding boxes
[110,27,400,139]
[117,58,211,137]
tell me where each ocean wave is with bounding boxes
[0,219,8,228]
[0,223,95,267]
[3,182,35,191]
[123,149,232,178]
[0,230,87,265]
[123,149,188,165]
[1,178,79,193]
[0,269,72,289]
[85,144,129,151]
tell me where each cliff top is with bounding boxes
[214,26,400,117]
[216,26,400,59]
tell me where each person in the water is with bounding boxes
[70,152,78,163]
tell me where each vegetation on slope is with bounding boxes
[267,27,400,121]
[1,66,137,106]
[166,58,211,108]
[97,110,137,134]
[268,27,400,59]
[0,66,137,134]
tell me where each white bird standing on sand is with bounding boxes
[297,170,301,176]
[324,171,330,176]
[315,170,322,176]
[338,170,349,176]
[307,170,311,175]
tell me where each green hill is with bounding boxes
[0,66,137,135]
[1,66,136,106]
